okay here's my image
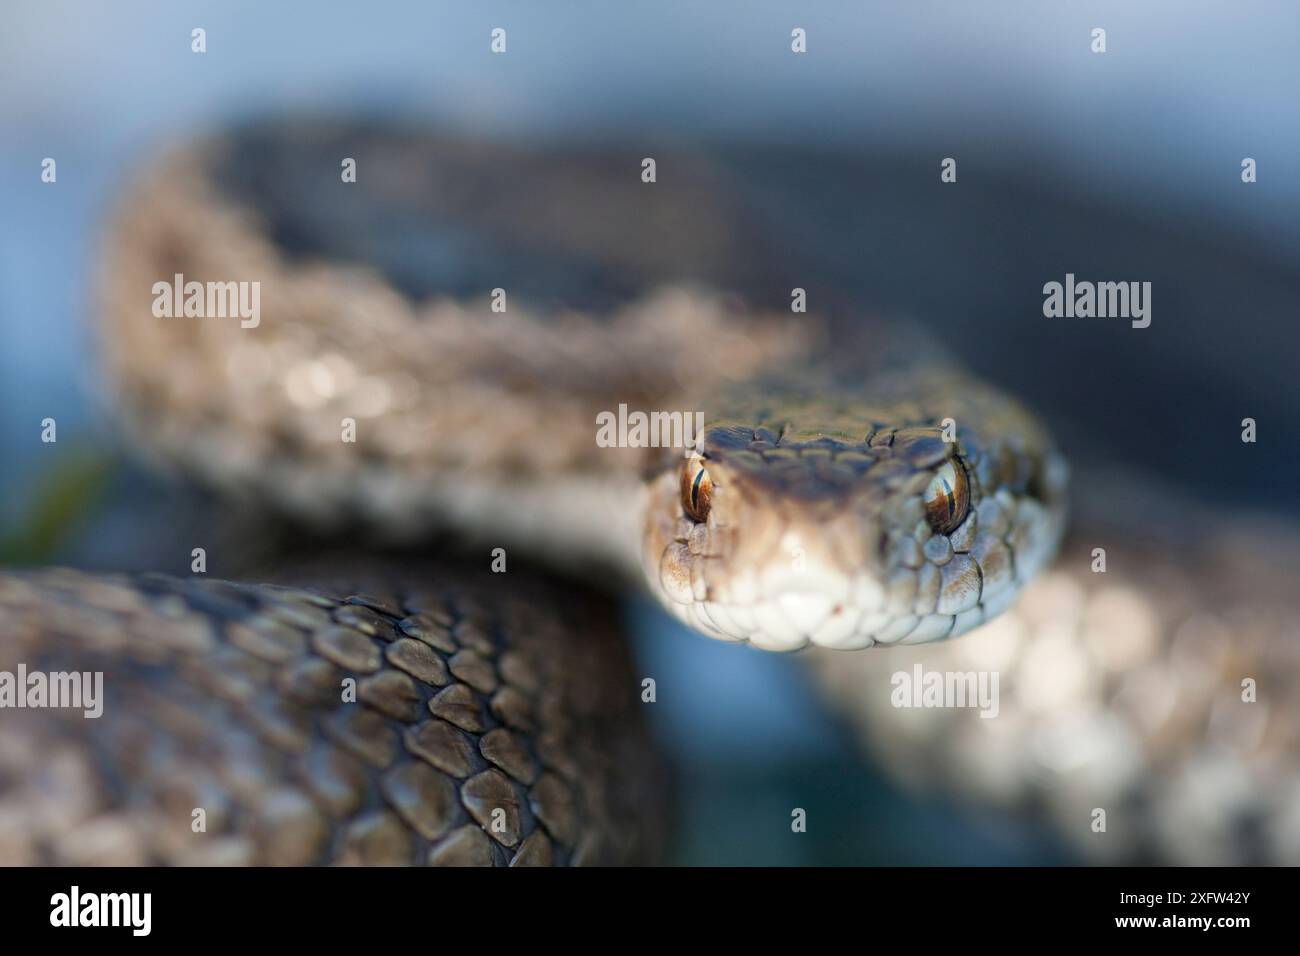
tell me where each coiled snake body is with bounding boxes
[2,121,1294,864]
[99,122,1068,652]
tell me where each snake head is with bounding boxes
[642,381,1068,651]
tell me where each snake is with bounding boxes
[96,120,1068,652]
[2,118,1293,864]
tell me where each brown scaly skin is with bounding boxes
[14,117,1292,866]
[98,122,1066,652]
[0,566,664,866]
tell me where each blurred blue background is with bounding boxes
[2,1,1298,863]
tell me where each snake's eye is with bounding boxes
[680,457,714,524]
[924,459,969,535]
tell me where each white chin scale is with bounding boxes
[662,560,902,653]
[669,586,1010,653]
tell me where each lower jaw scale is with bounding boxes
[669,572,1030,651]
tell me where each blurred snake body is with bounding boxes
[96,122,1068,653]
[4,121,1295,866]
